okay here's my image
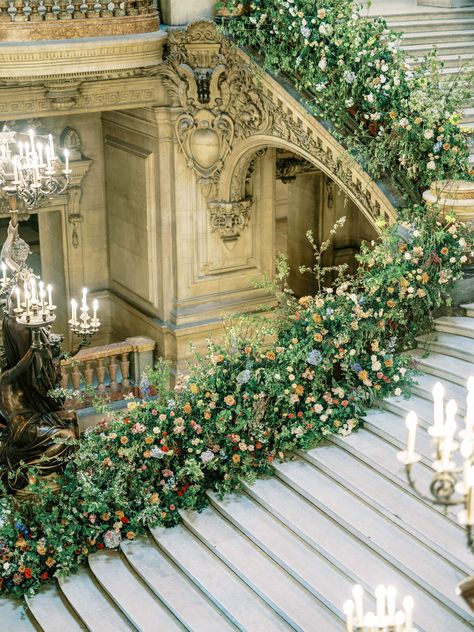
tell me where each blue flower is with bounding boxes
[167,399,176,410]
[307,349,323,366]
[434,141,442,153]
[236,369,251,385]
[353,363,362,373]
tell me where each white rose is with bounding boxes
[427,160,436,170]
[424,129,434,140]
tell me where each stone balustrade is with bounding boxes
[60,336,155,404]
[0,0,160,39]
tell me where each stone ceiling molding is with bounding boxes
[158,20,397,235]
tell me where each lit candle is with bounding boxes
[47,283,53,308]
[394,611,406,632]
[406,411,418,461]
[364,612,375,632]
[48,133,55,160]
[40,288,46,315]
[70,298,77,326]
[442,400,457,470]
[15,286,20,311]
[82,287,88,312]
[343,600,354,632]
[37,142,44,167]
[24,141,30,158]
[461,439,473,491]
[375,584,386,620]
[432,381,444,433]
[467,467,474,526]
[403,595,414,631]
[466,377,474,437]
[29,128,35,156]
[12,160,19,184]
[1,144,5,159]
[64,148,69,174]
[1,262,6,287]
[30,277,37,302]
[92,298,98,326]
[17,141,23,158]
[386,585,397,622]
[25,293,30,317]
[352,585,364,627]
[45,146,52,170]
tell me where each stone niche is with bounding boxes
[159,0,216,25]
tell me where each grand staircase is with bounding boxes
[1,308,474,631]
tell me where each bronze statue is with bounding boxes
[0,219,78,495]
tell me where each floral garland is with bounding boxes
[0,204,470,597]
[221,0,473,197]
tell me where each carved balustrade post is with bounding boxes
[108,355,118,392]
[120,352,131,389]
[96,358,106,393]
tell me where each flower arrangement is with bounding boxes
[221,0,473,197]
[0,204,470,598]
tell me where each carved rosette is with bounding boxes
[208,199,252,246]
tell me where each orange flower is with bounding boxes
[204,411,211,420]
[143,450,151,459]
[244,346,252,355]
[183,402,192,414]
[145,436,154,445]
[232,454,241,464]
[126,532,136,540]
[224,395,236,406]
[120,436,129,445]
[421,272,430,284]
[384,358,393,368]
[440,247,449,256]
[389,111,397,119]
[293,384,305,396]
[150,493,160,504]
[266,351,275,360]
[386,299,396,308]
[358,370,369,381]
[312,313,322,324]
[45,557,56,568]
[314,333,323,342]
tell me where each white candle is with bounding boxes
[64,148,69,173]
[364,612,375,632]
[403,595,414,631]
[1,262,6,286]
[92,298,98,326]
[15,286,20,311]
[461,439,473,491]
[29,128,35,157]
[30,277,37,302]
[71,298,77,325]
[352,585,364,627]
[12,160,19,184]
[343,600,354,632]
[40,288,46,315]
[45,146,52,170]
[432,381,444,433]
[24,141,30,158]
[25,294,30,317]
[47,284,53,308]
[406,411,418,461]
[375,584,386,620]
[386,585,397,622]
[1,144,6,159]
[37,142,44,167]
[467,467,474,526]
[17,141,23,158]
[466,378,474,437]
[394,611,406,632]
[442,417,456,470]
[82,287,88,311]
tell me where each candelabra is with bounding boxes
[0,127,70,209]
[396,379,474,549]
[69,288,101,348]
[344,584,417,631]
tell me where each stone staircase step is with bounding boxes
[462,301,474,316]
[410,349,473,388]
[26,584,86,632]
[411,371,469,412]
[58,566,134,632]
[417,331,474,364]
[120,535,236,632]
[150,523,292,632]
[388,17,474,33]
[88,550,183,631]
[384,392,447,427]
[206,489,355,619]
[241,474,472,632]
[179,505,340,632]
[401,41,474,56]
[401,29,474,46]
[273,457,473,629]
[297,440,471,574]
[0,597,38,631]
[435,315,474,339]
[379,7,474,23]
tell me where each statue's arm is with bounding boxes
[0,348,34,384]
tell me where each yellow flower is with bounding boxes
[232,454,241,464]
[190,383,199,394]
[45,557,56,568]
[127,401,138,412]
[145,436,154,445]
[358,370,369,381]
[143,450,151,459]
[312,313,322,324]
[183,402,192,414]
[314,333,323,342]
[384,358,393,368]
[126,532,136,540]
[386,299,396,308]
[120,436,129,445]
[36,544,47,555]
[293,384,305,396]
[150,493,160,504]
[421,272,430,284]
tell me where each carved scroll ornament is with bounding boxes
[208,199,252,246]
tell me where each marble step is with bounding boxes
[120,536,236,632]
[407,52,474,68]
[384,392,454,427]
[435,315,474,339]
[401,28,474,45]
[88,550,183,631]
[243,473,471,632]
[383,8,474,23]
[389,17,474,32]
[206,489,356,619]
[409,349,473,389]
[26,584,86,632]
[179,505,340,632]
[151,523,292,632]
[411,371,469,412]
[273,457,473,630]
[58,566,134,632]
[325,421,460,522]
[417,331,474,364]
[462,302,474,317]
[0,597,39,632]
[401,40,474,56]
[299,438,472,574]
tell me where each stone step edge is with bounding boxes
[273,460,471,625]
[206,490,347,622]
[295,442,471,577]
[410,351,471,388]
[178,509,315,632]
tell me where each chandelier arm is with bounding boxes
[405,464,465,508]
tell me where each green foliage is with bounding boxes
[222,0,473,198]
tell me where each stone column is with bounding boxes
[423,180,474,306]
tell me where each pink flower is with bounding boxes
[151,409,158,416]
[131,423,146,434]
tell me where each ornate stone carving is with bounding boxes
[208,199,252,245]
[276,157,317,183]
[45,80,83,111]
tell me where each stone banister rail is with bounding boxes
[60,336,155,403]
[0,0,160,40]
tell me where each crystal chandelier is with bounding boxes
[344,584,417,631]
[396,379,474,548]
[0,127,70,209]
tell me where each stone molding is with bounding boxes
[208,199,253,245]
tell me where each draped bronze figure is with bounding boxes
[0,218,78,495]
